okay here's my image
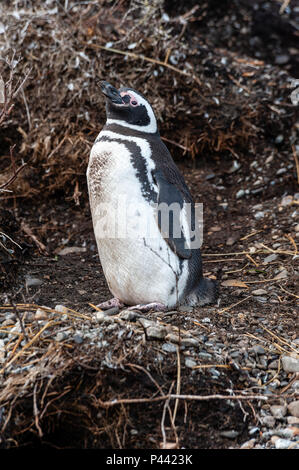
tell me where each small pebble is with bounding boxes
[226,236,236,246]
[35,308,48,320]
[263,254,278,264]
[236,189,245,199]
[138,318,155,329]
[287,400,299,418]
[95,312,105,323]
[272,437,293,449]
[73,334,84,344]
[55,331,68,342]
[119,310,139,321]
[220,430,239,439]
[162,343,177,353]
[181,338,199,348]
[55,305,68,314]
[249,426,260,435]
[254,211,264,220]
[276,168,287,176]
[275,55,289,65]
[185,358,197,369]
[281,355,299,373]
[270,404,287,419]
[25,277,43,287]
[287,416,299,425]
[165,333,180,344]
[178,305,193,312]
[268,359,279,369]
[146,326,167,340]
[103,307,119,316]
[260,415,275,428]
[252,289,267,296]
[198,352,213,360]
[240,438,255,449]
[281,195,293,206]
[250,345,266,355]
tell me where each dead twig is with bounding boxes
[20,221,48,254]
[97,393,268,409]
[292,144,299,185]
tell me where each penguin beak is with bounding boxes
[99,81,123,104]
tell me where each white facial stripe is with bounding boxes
[100,130,157,193]
[106,92,157,133]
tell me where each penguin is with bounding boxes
[87,81,217,311]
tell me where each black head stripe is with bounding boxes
[106,101,150,127]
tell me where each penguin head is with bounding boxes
[99,81,157,134]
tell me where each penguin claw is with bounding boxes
[96,298,125,310]
[127,302,167,312]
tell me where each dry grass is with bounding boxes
[0,0,296,204]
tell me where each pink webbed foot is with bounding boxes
[128,302,167,312]
[97,297,125,310]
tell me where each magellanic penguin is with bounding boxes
[87,81,217,311]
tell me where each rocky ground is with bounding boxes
[0,160,298,449]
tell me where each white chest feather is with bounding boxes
[87,131,189,307]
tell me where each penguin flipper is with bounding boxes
[154,170,192,260]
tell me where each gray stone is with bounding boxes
[178,305,193,312]
[146,326,167,340]
[119,310,139,321]
[260,415,275,427]
[273,438,292,449]
[25,277,43,287]
[275,55,289,65]
[181,337,199,348]
[263,254,278,264]
[282,356,299,373]
[236,189,245,199]
[55,331,68,342]
[185,358,197,369]
[165,333,180,344]
[254,211,264,220]
[35,308,48,320]
[55,305,68,314]
[268,359,279,369]
[138,318,155,329]
[273,428,298,439]
[220,430,239,439]
[73,334,84,344]
[162,343,177,353]
[240,439,255,449]
[95,312,105,323]
[270,404,287,419]
[57,246,86,255]
[281,195,293,206]
[198,352,213,360]
[252,289,267,296]
[287,400,299,418]
[255,296,268,303]
[276,167,287,176]
[291,380,299,390]
[250,345,266,355]
[287,416,299,425]
[103,307,119,316]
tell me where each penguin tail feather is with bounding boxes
[186,277,218,307]
[199,277,218,305]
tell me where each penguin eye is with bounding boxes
[131,100,138,106]
[122,94,131,104]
